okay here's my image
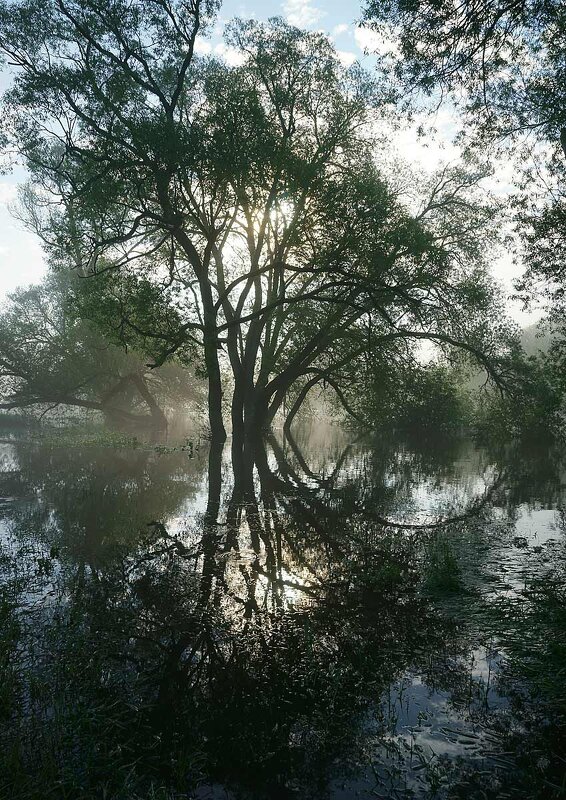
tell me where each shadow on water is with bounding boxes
[0,425,565,799]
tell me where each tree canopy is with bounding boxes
[362,0,566,331]
[362,0,566,156]
[0,272,198,425]
[0,3,517,444]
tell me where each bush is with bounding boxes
[363,363,472,434]
[474,351,566,443]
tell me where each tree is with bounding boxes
[514,171,566,322]
[0,0,223,429]
[349,358,472,434]
[362,0,566,327]
[0,6,514,455]
[0,272,197,425]
[362,0,566,157]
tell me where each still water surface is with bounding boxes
[0,424,565,799]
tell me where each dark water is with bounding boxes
[1,424,565,799]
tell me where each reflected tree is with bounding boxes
[0,428,518,799]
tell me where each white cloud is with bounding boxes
[353,26,379,52]
[0,235,45,299]
[354,25,400,57]
[0,182,18,206]
[283,0,324,29]
[214,43,245,67]
[212,20,226,38]
[0,184,47,299]
[194,39,213,55]
[336,50,356,68]
[332,23,349,37]
[385,110,461,174]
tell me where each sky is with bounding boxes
[0,0,539,325]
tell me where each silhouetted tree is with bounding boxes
[0,5,515,447]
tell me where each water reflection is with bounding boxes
[0,427,565,799]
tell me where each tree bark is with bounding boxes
[155,171,227,443]
[201,308,226,443]
[230,375,273,495]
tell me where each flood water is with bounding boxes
[1,423,565,799]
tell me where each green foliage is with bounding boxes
[0,585,21,723]
[423,536,462,594]
[362,0,566,405]
[475,349,566,442]
[356,361,473,434]
[515,186,566,320]
[0,7,517,439]
[0,272,132,409]
[0,271,199,421]
[362,0,566,153]
[482,561,566,797]
[70,269,201,369]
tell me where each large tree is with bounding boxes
[0,4,513,453]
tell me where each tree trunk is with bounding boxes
[283,377,320,433]
[230,378,247,477]
[201,276,227,444]
[130,374,168,428]
[230,376,269,495]
[157,176,226,444]
[206,366,226,443]
[202,324,226,444]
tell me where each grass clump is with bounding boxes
[423,535,462,594]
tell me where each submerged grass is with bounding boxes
[423,535,463,594]
[485,565,566,798]
[0,421,200,455]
